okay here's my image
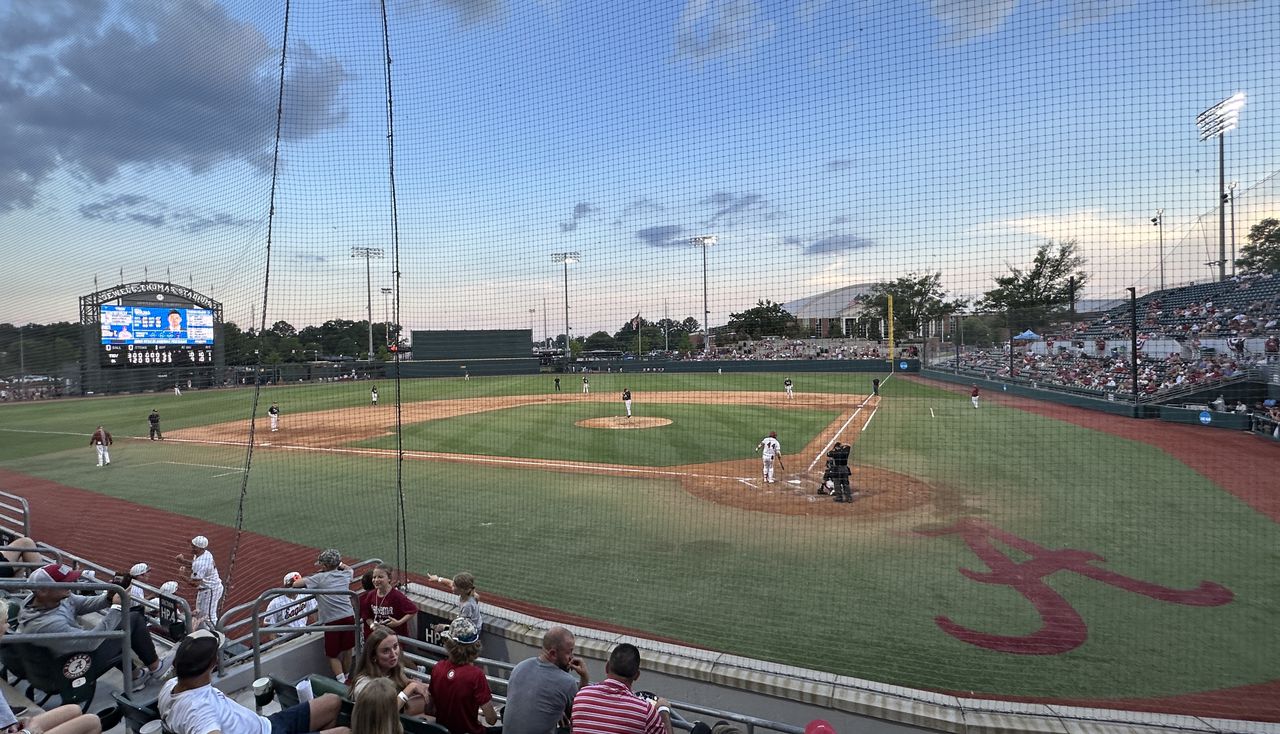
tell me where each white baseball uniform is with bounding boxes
[784,379,794,399]
[582,377,590,394]
[757,435,781,483]
[190,551,224,628]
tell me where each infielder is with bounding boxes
[622,388,632,418]
[268,402,280,431]
[756,431,782,484]
[784,378,794,400]
[176,535,223,630]
[90,425,113,467]
[371,386,379,405]
[582,376,590,394]
[970,384,980,409]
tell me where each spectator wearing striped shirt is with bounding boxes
[571,643,673,734]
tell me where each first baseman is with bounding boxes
[756,431,782,484]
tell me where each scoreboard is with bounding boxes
[102,343,214,367]
[99,305,216,368]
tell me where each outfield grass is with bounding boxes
[1,372,1277,701]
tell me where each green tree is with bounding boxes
[583,331,621,351]
[869,272,966,339]
[977,239,1089,328]
[1236,218,1280,275]
[726,300,796,339]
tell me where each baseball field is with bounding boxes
[0,370,1277,719]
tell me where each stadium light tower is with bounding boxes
[690,235,717,356]
[1151,209,1165,291]
[351,247,385,360]
[1196,91,1245,282]
[380,287,393,343]
[551,252,580,366]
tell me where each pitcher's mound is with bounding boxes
[577,416,672,429]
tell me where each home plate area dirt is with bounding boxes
[168,391,935,518]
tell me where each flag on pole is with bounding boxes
[630,314,642,330]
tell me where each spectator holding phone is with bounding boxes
[501,626,589,734]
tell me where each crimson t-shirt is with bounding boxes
[428,660,491,734]
[359,587,417,638]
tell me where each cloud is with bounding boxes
[393,0,507,24]
[295,253,328,264]
[613,197,666,226]
[827,159,857,171]
[927,0,1017,43]
[827,216,849,226]
[803,234,875,255]
[675,0,777,63]
[559,201,599,232]
[636,225,686,248]
[700,192,764,224]
[78,193,256,233]
[0,1,347,213]
[1059,0,1135,31]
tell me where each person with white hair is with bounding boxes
[175,536,223,630]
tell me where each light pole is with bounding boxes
[1196,92,1245,282]
[528,308,536,347]
[380,287,393,346]
[690,235,717,356]
[1228,181,1238,276]
[551,252,580,367]
[351,247,385,359]
[1152,209,1165,291]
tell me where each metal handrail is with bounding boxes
[242,587,363,679]
[0,491,31,539]
[0,579,135,692]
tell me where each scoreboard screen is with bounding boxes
[102,343,214,367]
[100,306,214,345]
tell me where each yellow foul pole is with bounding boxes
[887,295,895,372]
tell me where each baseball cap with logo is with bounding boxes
[30,563,83,584]
[130,563,150,576]
[283,572,302,586]
[443,617,480,645]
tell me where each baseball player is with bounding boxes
[174,383,182,396]
[971,384,980,409]
[582,376,590,394]
[554,377,561,392]
[148,409,163,440]
[371,385,379,405]
[90,425,113,467]
[622,388,632,418]
[176,535,223,630]
[268,402,280,431]
[756,431,782,484]
[784,378,794,400]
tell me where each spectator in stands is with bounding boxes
[174,535,223,631]
[347,624,430,717]
[158,629,348,734]
[430,572,481,636]
[351,678,404,734]
[571,642,673,734]
[16,562,173,691]
[502,626,590,734]
[124,562,153,606]
[0,599,103,734]
[264,571,317,641]
[1212,395,1227,411]
[0,533,42,579]
[425,617,497,734]
[359,563,417,639]
[291,548,355,681]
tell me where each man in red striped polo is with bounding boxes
[571,643,673,734]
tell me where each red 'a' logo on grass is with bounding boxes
[917,518,1233,654]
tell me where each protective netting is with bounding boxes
[2,0,1279,723]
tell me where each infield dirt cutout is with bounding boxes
[169,390,935,517]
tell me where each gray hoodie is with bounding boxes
[16,591,122,656]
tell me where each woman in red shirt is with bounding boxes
[359,564,417,639]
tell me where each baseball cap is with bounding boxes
[443,617,480,645]
[283,571,302,586]
[159,581,179,595]
[316,548,341,567]
[130,563,150,576]
[30,563,82,584]
[191,536,209,549]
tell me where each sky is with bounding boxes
[1,0,1277,339]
